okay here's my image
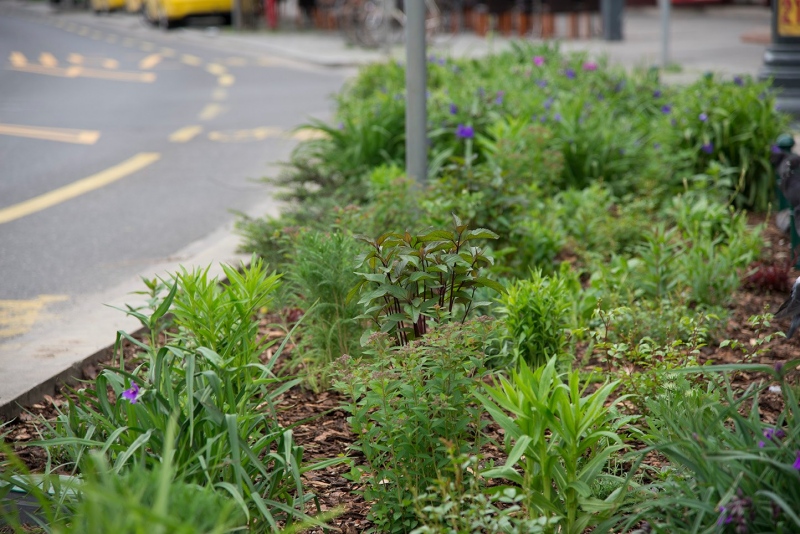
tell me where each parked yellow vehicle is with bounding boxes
[126,0,143,13]
[143,0,232,28]
[91,0,126,13]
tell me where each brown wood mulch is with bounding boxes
[2,214,800,532]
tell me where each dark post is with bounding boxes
[601,0,623,41]
[760,0,800,117]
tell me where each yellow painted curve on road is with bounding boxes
[0,153,161,224]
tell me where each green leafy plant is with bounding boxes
[496,268,573,368]
[603,361,800,533]
[284,229,364,391]
[333,319,495,534]
[476,357,633,534]
[350,215,504,346]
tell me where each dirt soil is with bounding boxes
[2,215,800,532]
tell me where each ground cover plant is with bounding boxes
[3,42,800,533]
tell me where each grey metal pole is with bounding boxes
[405,0,428,186]
[659,0,670,67]
[233,0,242,30]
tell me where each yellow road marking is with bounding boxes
[218,74,234,87]
[257,56,277,66]
[0,153,160,225]
[67,53,83,64]
[106,34,118,43]
[208,127,282,142]
[169,125,203,142]
[198,103,223,120]
[225,57,247,67]
[102,58,118,69]
[140,41,155,51]
[0,296,69,338]
[10,52,26,67]
[39,53,57,67]
[206,63,226,75]
[139,53,161,70]
[212,88,227,101]
[181,54,201,66]
[291,129,329,141]
[0,123,100,145]
[10,64,155,83]
[160,47,175,57]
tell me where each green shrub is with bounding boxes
[497,269,572,368]
[285,230,364,391]
[333,320,495,534]
[604,361,800,533]
[476,357,633,534]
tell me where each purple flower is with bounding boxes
[734,75,744,86]
[699,112,708,122]
[653,89,662,98]
[702,142,714,154]
[661,104,671,114]
[772,144,783,155]
[553,113,562,122]
[654,142,661,149]
[717,506,733,526]
[564,68,576,79]
[793,451,800,470]
[533,55,545,66]
[544,97,554,110]
[456,124,474,139]
[671,118,677,127]
[337,122,344,130]
[121,383,141,404]
[495,91,505,105]
[449,103,458,115]
[583,61,598,71]
[759,440,766,448]
[537,79,548,88]
[596,93,605,101]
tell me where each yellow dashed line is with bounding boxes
[102,58,119,69]
[198,103,223,120]
[0,123,100,145]
[139,54,161,70]
[0,296,69,338]
[10,52,27,67]
[10,64,155,83]
[0,153,160,225]
[160,47,176,57]
[67,53,83,65]
[291,129,330,141]
[206,63,226,76]
[181,54,201,66]
[208,127,282,142]
[218,74,235,87]
[169,125,203,142]
[39,53,58,68]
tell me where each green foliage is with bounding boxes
[30,262,337,531]
[350,216,504,346]
[412,453,559,534]
[284,230,364,391]
[476,357,633,534]
[497,268,573,368]
[333,320,495,534]
[604,361,800,533]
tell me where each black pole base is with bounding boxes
[760,44,800,118]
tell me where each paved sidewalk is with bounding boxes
[217,5,771,81]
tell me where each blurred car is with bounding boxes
[143,0,232,28]
[126,0,143,12]
[91,0,126,13]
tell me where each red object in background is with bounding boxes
[265,0,277,28]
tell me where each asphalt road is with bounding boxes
[0,3,347,341]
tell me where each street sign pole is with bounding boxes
[405,1,427,186]
[658,0,670,67]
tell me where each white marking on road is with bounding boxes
[0,153,161,225]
